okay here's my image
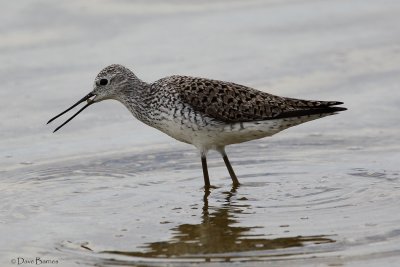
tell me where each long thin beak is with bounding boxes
[48,92,95,132]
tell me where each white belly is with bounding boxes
[153,116,296,150]
[148,106,325,151]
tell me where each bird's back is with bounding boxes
[154,75,346,123]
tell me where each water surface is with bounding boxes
[1,0,400,266]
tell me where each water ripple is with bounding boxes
[2,143,400,265]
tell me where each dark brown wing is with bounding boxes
[171,76,345,122]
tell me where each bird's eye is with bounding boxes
[99,78,108,86]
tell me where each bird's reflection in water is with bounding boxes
[102,186,334,261]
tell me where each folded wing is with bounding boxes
[172,76,346,123]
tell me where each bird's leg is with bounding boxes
[218,148,240,186]
[216,147,240,185]
[201,156,211,188]
[223,155,240,186]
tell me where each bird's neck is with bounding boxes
[116,79,155,125]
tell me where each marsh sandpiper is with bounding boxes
[48,64,346,188]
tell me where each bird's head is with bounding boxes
[91,64,137,102]
[47,64,140,132]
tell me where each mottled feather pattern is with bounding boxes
[48,64,346,187]
[154,76,344,123]
[144,74,345,184]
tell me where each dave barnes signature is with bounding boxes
[11,257,59,265]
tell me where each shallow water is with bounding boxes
[2,135,400,266]
[1,0,400,266]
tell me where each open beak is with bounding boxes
[47,92,95,132]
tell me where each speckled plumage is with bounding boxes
[49,64,346,187]
[160,75,344,122]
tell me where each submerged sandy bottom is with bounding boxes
[2,132,400,266]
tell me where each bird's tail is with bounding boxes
[275,99,347,119]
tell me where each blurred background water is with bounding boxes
[1,0,400,266]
